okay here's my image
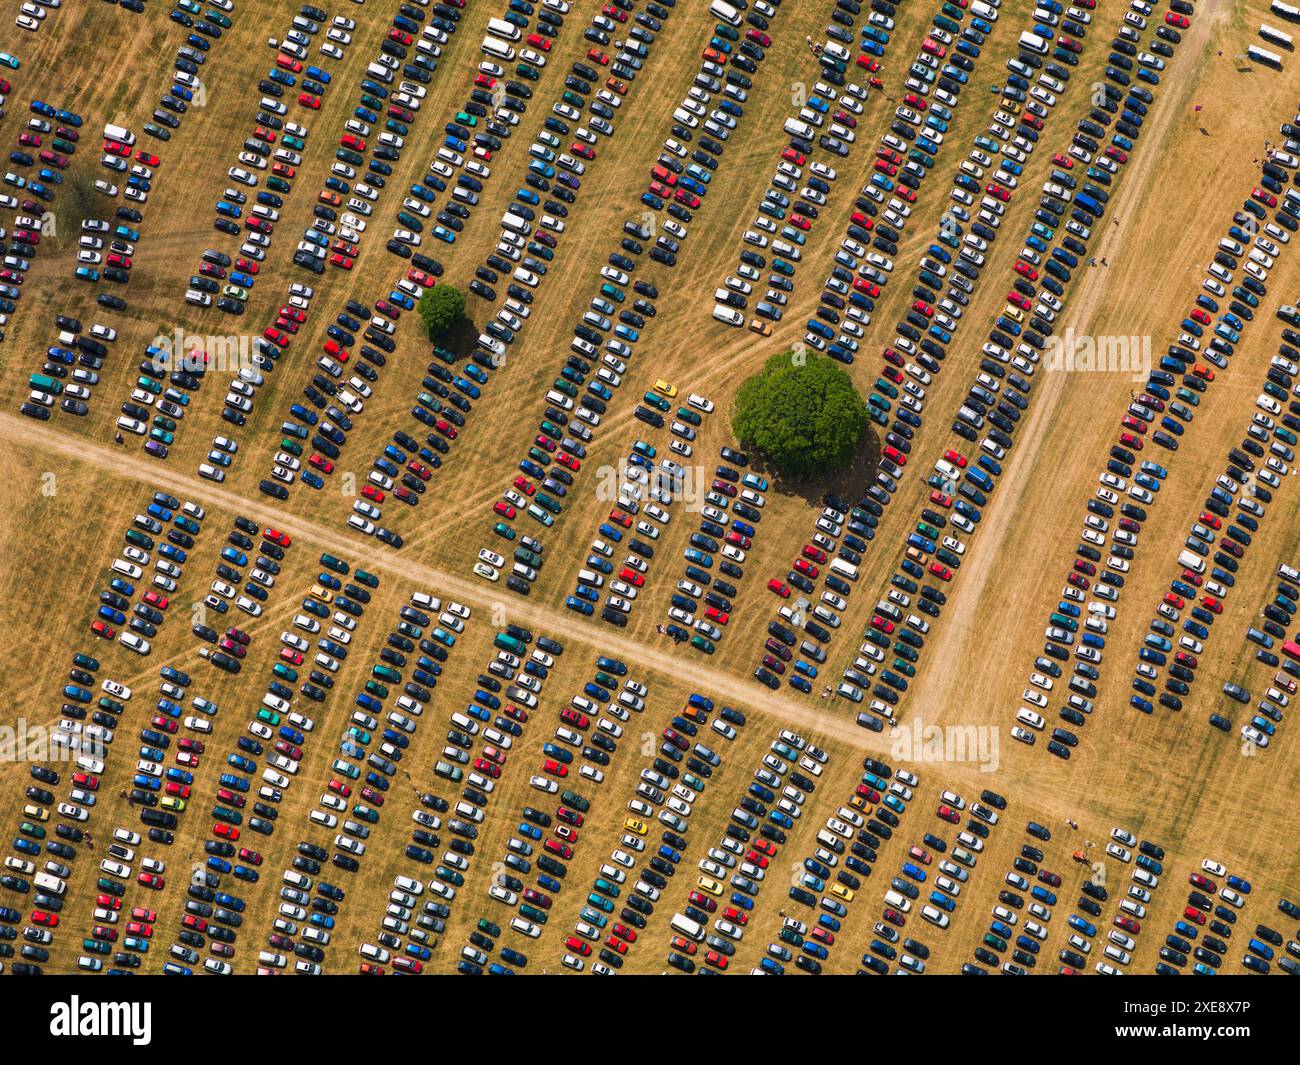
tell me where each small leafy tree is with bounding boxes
[732,352,869,478]
[418,285,466,341]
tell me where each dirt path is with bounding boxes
[0,410,930,759]
[903,4,1227,722]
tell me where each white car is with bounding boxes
[1201,859,1227,877]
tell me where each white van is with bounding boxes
[1178,550,1206,575]
[710,0,742,25]
[830,558,859,581]
[784,118,816,140]
[481,36,516,60]
[670,913,704,940]
[883,889,913,912]
[1018,31,1049,52]
[104,123,136,145]
[971,0,998,17]
[486,17,521,41]
[34,872,67,896]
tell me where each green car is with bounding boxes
[691,635,715,655]
[493,521,517,541]
[222,284,248,302]
[643,391,671,413]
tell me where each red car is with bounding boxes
[564,936,592,956]
[802,545,827,564]
[92,620,116,639]
[943,448,967,467]
[1182,906,1206,925]
[1114,914,1141,933]
[768,579,791,598]
[298,92,321,109]
[31,910,58,927]
[930,563,953,581]
[543,758,568,777]
[1166,11,1189,26]
[937,804,960,823]
[330,253,354,270]
[793,558,818,578]
[213,823,239,840]
[1013,260,1039,279]
[883,445,907,466]
[137,873,164,890]
[985,183,1011,202]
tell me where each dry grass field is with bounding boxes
[0,0,1296,979]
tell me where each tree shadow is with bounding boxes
[746,426,882,508]
[441,315,479,355]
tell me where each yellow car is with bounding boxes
[697,875,723,896]
[830,882,855,902]
[1004,305,1025,323]
[161,796,186,812]
[624,817,647,836]
[849,794,873,813]
[653,379,678,398]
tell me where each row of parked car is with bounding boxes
[201,5,340,312]
[230,5,433,495]
[710,0,906,336]
[485,0,780,573]
[455,654,651,974]
[821,0,1185,733]
[771,753,919,974]
[1152,855,1290,975]
[256,588,460,974]
[1124,324,1300,741]
[554,692,738,974]
[563,414,680,625]
[0,487,212,972]
[660,724,808,974]
[756,488,871,693]
[331,0,638,547]
[1013,28,1300,747]
[169,549,384,973]
[356,625,568,973]
[0,93,82,349]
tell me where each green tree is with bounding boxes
[732,352,869,478]
[417,285,466,341]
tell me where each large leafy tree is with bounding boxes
[732,352,869,477]
[418,285,466,341]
